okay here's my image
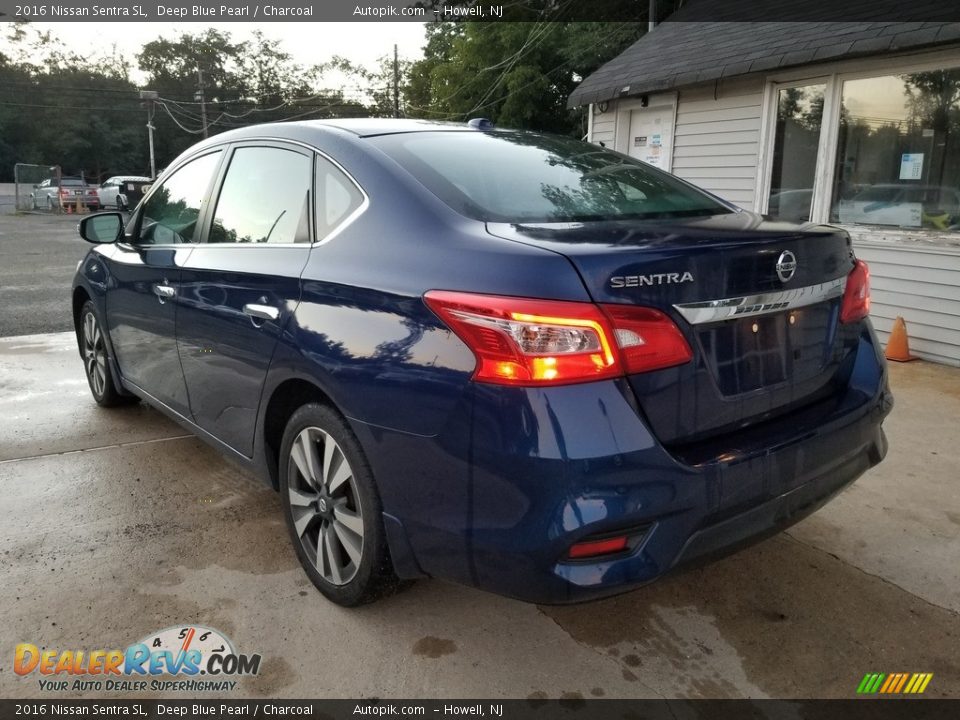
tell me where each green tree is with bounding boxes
[404,0,680,136]
[405,21,647,135]
[0,23,145,181]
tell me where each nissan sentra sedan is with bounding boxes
[71,119,892,606]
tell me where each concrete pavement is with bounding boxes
[0,332,958,699]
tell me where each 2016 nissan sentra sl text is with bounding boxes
[71,119,892,606]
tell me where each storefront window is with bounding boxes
[766,84,825,222]
[832,70,960,231]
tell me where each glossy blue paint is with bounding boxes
[178,245,309,455]
[70,120,892,603]
[103,244,195,416]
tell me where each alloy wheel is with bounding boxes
[82,311,108,398]
[286,427,365,586]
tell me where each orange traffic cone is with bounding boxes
[885,316,916,362]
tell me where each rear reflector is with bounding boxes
[840,259,870,324]
[424,291,692,386]
[568,535,629,560]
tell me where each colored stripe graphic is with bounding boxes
[858,672,933,694]
[893,673,909,693]
[906,673,933,694]
[857,673,886,695]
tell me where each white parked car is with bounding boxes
[96,175,152,210]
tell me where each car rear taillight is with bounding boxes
[600,304,693,374]
[59,189,70,196]
[840,259,870,324]
[423,291,692,386]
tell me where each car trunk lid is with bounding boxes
[486,212,860,445]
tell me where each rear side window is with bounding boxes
[209,146,312,244]
[371,131,731,223]
[139,151,222,245]
[316,155,364,241]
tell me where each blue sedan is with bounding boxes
[72,119,892,606]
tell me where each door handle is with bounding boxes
[243,303,280,322]
[153,284,175,303]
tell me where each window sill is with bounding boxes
[835,224,960,254]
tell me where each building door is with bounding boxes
[626,106,673,171]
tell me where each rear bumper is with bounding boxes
[362,325,892,604]
[673,422,885,569]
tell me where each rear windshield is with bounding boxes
[61,179,85,186]
[370,131,731,223]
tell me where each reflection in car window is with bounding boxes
[316,155,364,241]
[371,131,730,223]
[209,147,312,244]
[139,151,221,245]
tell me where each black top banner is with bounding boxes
[1,0,960,23]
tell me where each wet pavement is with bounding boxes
[1,332,958,699]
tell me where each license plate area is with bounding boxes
[696,304,835,395]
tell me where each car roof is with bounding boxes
[306,118,481,137]
[161,118,516,172]
[106,175,151,181]
[188,119,490,148]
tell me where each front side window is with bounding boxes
[139,151,222,245]
[833,69,960,231]
[371,131,731,223]
[766,84,825,222]
[208,146,312,244]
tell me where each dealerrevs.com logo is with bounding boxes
[15,625,261,693]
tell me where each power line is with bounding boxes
[0,100,146,112]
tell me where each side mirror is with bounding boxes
[79,212,124,244]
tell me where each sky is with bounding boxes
[23,22,427,82]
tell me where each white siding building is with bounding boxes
[572,19,960,365]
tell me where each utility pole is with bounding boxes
[139,90,159,179]
[393,44,400,119]
[649,0,657,31]
[196,67,209,138]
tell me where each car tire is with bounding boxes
[46,195,55,211]
[116,195,126,210]
[279,403,405,606]
[79,301,133,407]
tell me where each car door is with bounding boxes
[176,142,317,456]
[104,150,224,417]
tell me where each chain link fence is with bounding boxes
[12,164,62,212]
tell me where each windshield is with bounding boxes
[370,131,731,223]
